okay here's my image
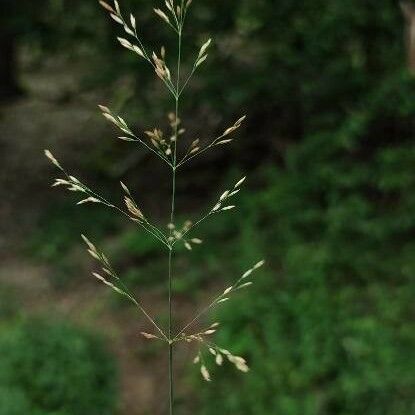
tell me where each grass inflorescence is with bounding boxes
[45,1,264,413]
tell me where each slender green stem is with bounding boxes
[168,247,174,415]
[168,132,177,415]
[168,23,182,415]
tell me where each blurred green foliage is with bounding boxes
[0,319,118,415]
[28,201,120,287]
[193,2,414,414]
[0,284,19,319]
[29,202,118,263]
[199,157,415,414]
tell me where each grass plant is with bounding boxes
[45,1,264,413]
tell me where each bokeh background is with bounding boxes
[1,0,415,414]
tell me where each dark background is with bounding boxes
[0,1,414,414]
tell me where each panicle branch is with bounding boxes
[167,221,203,250]
[99,0,179,97]
[98,105,174,167]
[178,37,212,96]
[177,115,246,168]
[174,259,265,340]
[171,176,247,245]
[81,234,168,341]
[184,324,250,381]
[44,150,170,248]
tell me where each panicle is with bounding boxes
[50,0,264,390]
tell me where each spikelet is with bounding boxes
[195,38,212,67]
[254,260,265,269]
[200,365,211,382]
[99,1,115,13]
[141,332,159,340]
[234,176,246,188]
[223,116,246,136]
[184,241,192,250]
[130,13,136,29]
[120,181,131,196]
[154,8,170,24]
[198,38,212,59]
[110,13,123,24]
[44,149,61,169]
[77,197,101,205]
[93,272,124,295]
[215,353,223,366]
[117,37,132,49]
[196,55,208,68]
[124,196,144,220]
[238,282,253,289]
[228,355,249,373]
[223,286,233,295]
[82,234,96,252]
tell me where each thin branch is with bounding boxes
[177,116,245,168]
[176,132,226,168]
[93,247,169,341]
[51,163,170,248]
[128,131,173,167]
[178,65,196,97]
[171,175,245,244]
[119,12,178,97]
[173,293,224,341]
[174,260,264,339]
[82,185,170,248]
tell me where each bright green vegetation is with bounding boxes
[0,319,118,415]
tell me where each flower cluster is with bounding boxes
[45,0,265,399]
